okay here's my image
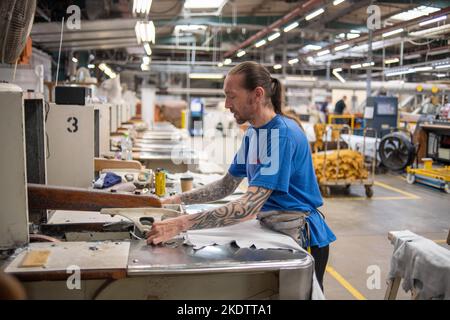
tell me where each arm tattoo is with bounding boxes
[188,187,272,230]
[180,173,243,205]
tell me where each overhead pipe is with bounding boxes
[300,6,450,59]
[223,0,325,58]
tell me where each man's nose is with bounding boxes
[224,98,232,109]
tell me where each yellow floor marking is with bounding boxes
[433,240,448,244]
[328,196,416,201]
[326,266,367,300]
[326,181,420,201]
[374,181,420,199]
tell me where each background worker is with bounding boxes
[147,61,336,291]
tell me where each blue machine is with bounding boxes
[364,96,398,137]
[189,98,204,136]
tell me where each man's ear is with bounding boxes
[254,86,265,101]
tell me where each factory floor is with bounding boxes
[320,173,449,300]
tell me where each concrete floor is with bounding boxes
[320,173,449,300]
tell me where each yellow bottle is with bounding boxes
[155,168,166,197]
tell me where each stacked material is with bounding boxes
[312,150,369,182]
[313,124,342,151]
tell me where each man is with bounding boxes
[147,61,336,290]
[319,96,332,123]
[334,95,347,115]
[333,95,348,125]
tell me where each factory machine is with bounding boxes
[364,96,399,138]
[0,83,317,300]
[46,86,95,188]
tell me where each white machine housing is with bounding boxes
[0,84,29,249]
[93,103,111,157]
[46,103,94,188]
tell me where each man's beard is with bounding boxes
[234,96,254,124]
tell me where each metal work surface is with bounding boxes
[4,241,130,281]
[127,240,313,275]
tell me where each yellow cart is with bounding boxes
[406,158,450,194]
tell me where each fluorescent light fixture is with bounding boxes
[283,21,299,33]
[332,70,346,83]
[419,15,447,26]
[285,76,317,81]
[362,62,375,67]
[135,21,155,44]
[133,0,152,16]
[303,44,322,51]
[255,39,267,48]
[268,32,281,42]
[353,43,368,51]
[102,64,116,78]
[413,66,432,72]
[404,53,421,60]
[217,62,224,67]
[333,0,345,6]
[436,73,446,78]
[435,64,450,69]
[184,0,226,9]
[144,43,152,55]
[350,64,361,69]
[142,56,151,65]
[306,8,324,21]
[409,24,450,37]
[347,33,360,39]
[236,50,246,57]
[189,73,224,79]
[71,57,78,63]
[385,57,400,64]
[288,58,299,65]
[317,49,330,56]
[334,44,350,51]
[223,58,232,65]
[88,64,95,69]
[140,63,150,71]
[390,5,440,21]
[333,68,342,72]
[174,24,207,34]
[382,28,403,37]
[306,56,315,64]
[273,64,282,70]
[386,68,415,77]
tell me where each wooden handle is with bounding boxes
[27,183,161,212]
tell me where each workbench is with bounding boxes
[3,238,314,299]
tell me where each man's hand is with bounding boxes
[146,215,190,245]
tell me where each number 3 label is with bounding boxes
[67,117,78,133]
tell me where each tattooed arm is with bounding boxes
[162,172,244,205]
[147,186,272,244]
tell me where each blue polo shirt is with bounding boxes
[228,114,336,248]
